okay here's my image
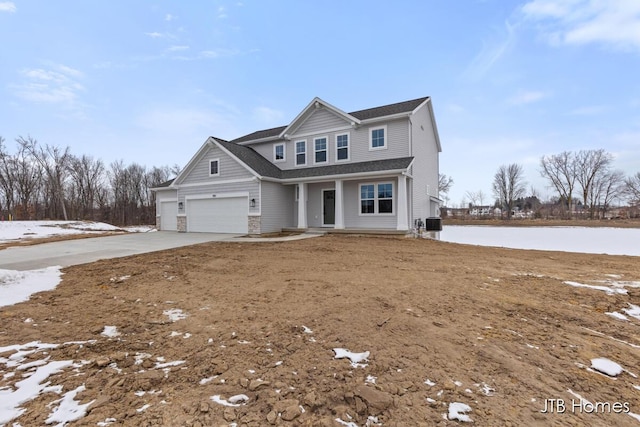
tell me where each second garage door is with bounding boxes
[186,197,248,233]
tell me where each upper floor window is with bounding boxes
[314,137,328,164]
[209,159,220,176]
[274,143,285,162]
[336,133,349,161]
[295,140,307,166]
[370,125,387,150]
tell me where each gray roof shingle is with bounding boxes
[230,96,429,144]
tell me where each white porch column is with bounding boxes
[397,174,408,230]
[334,179,345,229]
[297,183,307,229]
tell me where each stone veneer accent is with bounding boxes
[177,216,187,232]
[248,215,261,235]
[156,215,161,230]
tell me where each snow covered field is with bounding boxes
[440,226,640,257]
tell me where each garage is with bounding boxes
[160,201,178,231]
[186,197,248,233]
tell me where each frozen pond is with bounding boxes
[440,226,640,257]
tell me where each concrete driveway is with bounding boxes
[0,231,240,271]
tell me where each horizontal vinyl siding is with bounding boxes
[306,182,333,227]
[181,145,254,184]
[294,108,350,135]
[260,182,295,232]
[247,118,410,171]
[178,181,260,216]
[343,179,397,229]
[410,104,439,221]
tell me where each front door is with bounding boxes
[322,190,335,226]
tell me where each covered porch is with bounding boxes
[290,174,411,232]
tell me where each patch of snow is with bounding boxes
[366,416,382,426]
[441,226,640,256]
[335,418,359,427]
[454,380,463,387]
[301,325,313,334]
[366,375,377,384]
[101,326,120,337]
[605,274,622,279]
[275,361,283,366]
[97,418,117,426]
[0,267,63,308]
[563,281,627,295]
[211,394,248,407]
[623,304,640,320]
[591,358,623,377]
[237,340,251,344]
[0,359,73,425]
[333,348,369,368]
[136,403,151,413]
[154,360,185,369]
[427,397,436,403]
[45,384,94,426]
[477,383,495,396]
[425,379,436,386]
[199,376,217,385]
[163,309,187,322]
[448,402,473,422]
[606,312,628,321]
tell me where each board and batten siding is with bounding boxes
[410,103,440,221]
[179,144,255,185]
[260,182,295,232]
[248,117,411,171]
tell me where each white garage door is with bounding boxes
[160,201,178,231]
[187,197,248,233]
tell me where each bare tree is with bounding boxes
[493,163,526,219]
[17,136,71,220]
[575,149,613,218]
[67,154,106,220]
[626,172,640,205]
[438,173,453,196]
[540,151,577,218]
[589,170,625,218]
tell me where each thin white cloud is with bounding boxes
[167,45,189,52]
[135,107,240,140]
[145,32,163,38]
[464,20,517,79]
[165,13,175,21]
[252,106,284,124]
[521,0,640,51]
[0,2,16,12]
[508,90,550,105]
[218,6,228,19]
[12,64,85,106]
[569,105,608,115]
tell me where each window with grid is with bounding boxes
[295,141,306,165]
[314,137,327,163]
[336,133,349,161]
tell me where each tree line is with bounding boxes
[440,149,640,220]
[0,136,179,225]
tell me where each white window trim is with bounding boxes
[369,125,388,151]
[358,181,395,216]
[295,140,307,167]
[273,143,286,163]
[209,158,220,177]
[335,132,350,162]
[313,136,329,165]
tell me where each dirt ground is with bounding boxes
[1,233,640,426]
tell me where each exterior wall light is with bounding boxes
[250,198,256,208]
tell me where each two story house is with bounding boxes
[152,96,442,234]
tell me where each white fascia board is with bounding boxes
[426,100,443,152]
[173,177,257,189]
[278,97,361,139]
[209,138,263,179]
[236,135,282,145]
[278,169,409,184]
[172,138,213,185]
[411,97,431,115]
[150,186,178,192]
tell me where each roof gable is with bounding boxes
[278,97,360,139]
[231,96,431,145]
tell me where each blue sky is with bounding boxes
[1,0,639,205]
